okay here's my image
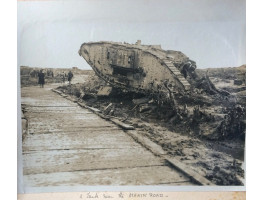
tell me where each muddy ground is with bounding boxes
[21,65,245,185]
[53,65,246,186]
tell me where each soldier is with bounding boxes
[38,69,45,88]
[62,72,66,84]
[68,71,73,85]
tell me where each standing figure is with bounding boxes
[38,69,45,88]
[68,71,73,85]
[62,72,66,84]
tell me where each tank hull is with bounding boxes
[79,41,196,94]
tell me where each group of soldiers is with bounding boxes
[29,69,74,88]
[59,71,74,84]
[30,69,54,78]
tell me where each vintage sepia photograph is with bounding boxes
[18,0,246,194]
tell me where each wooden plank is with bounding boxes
[26,126,119,134]
[111,118,134,130]
[23,148,159,167]
[23,130,143,151]
[51,89,62,94]
[164,157,214,186]
[23,149,164,175]
[25,112,116,133]
[23,166,191,186]
[86,106,101,113]
[126,130,167,156]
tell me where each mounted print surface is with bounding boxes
[17,0,246,197]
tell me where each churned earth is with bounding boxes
[54,66,245,186]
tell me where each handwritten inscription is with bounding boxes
[149,193,164,198]
[80,192,99,199]
[79,192,167,199]
[103,194,113,198]
[129,193,164,198]
[129,193,148,198]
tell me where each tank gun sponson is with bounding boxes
[79,40,197,94]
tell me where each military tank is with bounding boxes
[79,40,199,95]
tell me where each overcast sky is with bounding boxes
[17,0,245,69]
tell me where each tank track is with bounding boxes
[162,59,190,90]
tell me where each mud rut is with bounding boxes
[21,84,196,187]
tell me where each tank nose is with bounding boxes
[79,48,89,57]
[78,49,82,56]
[79,44,89,57]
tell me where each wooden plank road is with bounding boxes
[21,85,195,187]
